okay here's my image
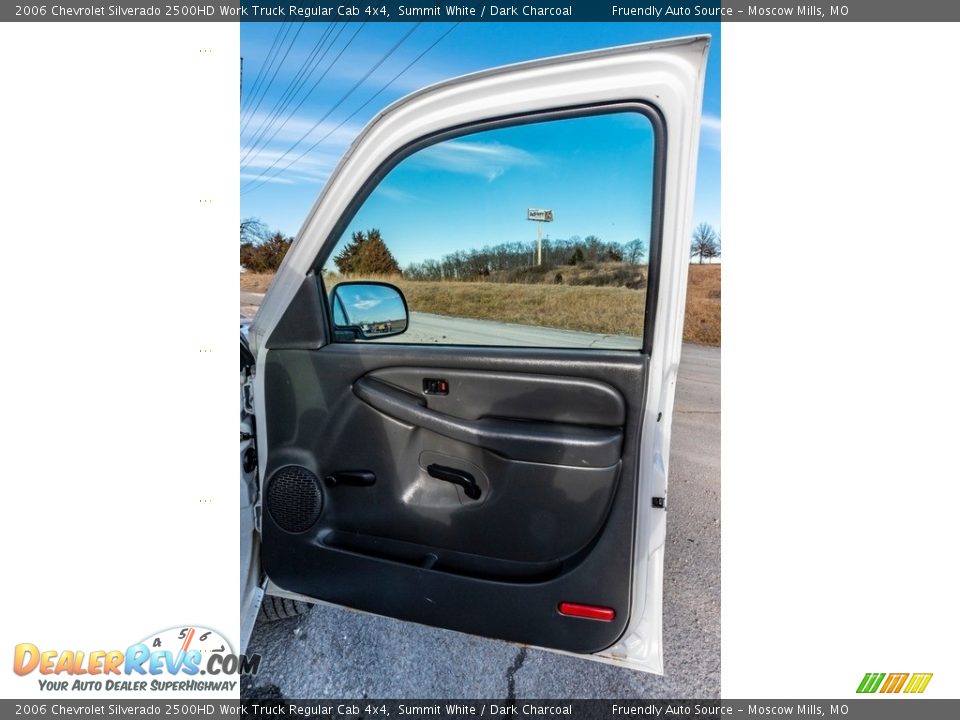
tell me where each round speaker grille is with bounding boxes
[266,466,323,533]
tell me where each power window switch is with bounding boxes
[423,378,449,395]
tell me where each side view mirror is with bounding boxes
[330,281,409,341]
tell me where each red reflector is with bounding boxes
[558,602,616,622]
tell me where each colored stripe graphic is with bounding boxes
[857,673,885,693]
[904,673,933,694]
[880,673,908,693]
[858,672,932,694]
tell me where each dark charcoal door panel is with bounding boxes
[353,376,624,467]
[261,343,647,654]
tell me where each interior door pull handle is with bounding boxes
[427,464,481,500]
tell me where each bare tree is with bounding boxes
[708,231,721,263]
[240,217,269,245]
[623,238,648,265]
[691,222,720,264]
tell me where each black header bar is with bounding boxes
[4,1,959,22]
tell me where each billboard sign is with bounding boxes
[527,208,554,222]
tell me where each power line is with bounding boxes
[240,23,344,166]
[239,22,305,137]
[240,23,424,193]
[240,23,339,153]
[242,23,457,195]
[240,22,293,126]
[240,22,284,112]
[240,22,363,171]
[240,22,287,117]
[242,23,459,197]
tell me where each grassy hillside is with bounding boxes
[240,264,720,346]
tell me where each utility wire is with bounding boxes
[240,22,286,116]
[241,23,338,153]
[240,23,423,192]
[240,22,293,126]
[239,22,305,137]
[240,23,343,166]
[240,22,364,171]
[242,23,459,197]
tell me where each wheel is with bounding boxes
[259,595,313,622]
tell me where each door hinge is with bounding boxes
[242,375,255,415]
[652,496,666,509]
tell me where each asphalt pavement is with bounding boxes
[386,312,644,349]
[241,302,720,699]
[241,291,264,319]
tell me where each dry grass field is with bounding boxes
[240,273,275,294]
[241,264,720,345]
[683,264,721,345]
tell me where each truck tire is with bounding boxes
[259,595,313,622]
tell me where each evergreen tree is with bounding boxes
[333,229,401,275]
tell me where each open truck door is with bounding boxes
[247,36,709,674]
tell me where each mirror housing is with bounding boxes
[330,281,409,341]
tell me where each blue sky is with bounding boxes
[240,22,720,261]
[331,112,655,268]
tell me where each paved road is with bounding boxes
[241,291,264,319]
[241,302,720,699]
[387,312,643,349]
[241,304,643,349]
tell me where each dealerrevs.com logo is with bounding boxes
[13,626,260,692]
[856,672,933,694]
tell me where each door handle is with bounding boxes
[427,464,481,500]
